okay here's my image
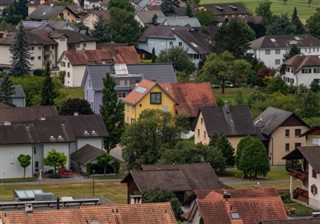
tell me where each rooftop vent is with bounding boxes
[229,5,237,11]
[57,135,64,141]
[4,121,11,126]
[215,6,223,11]
[40,116,46,121]
[224,101,230,113]
[223,190,231,201]
[25,204,33,214]
[84,130,89,136]
[74,112,79,116]
[91,130,97,135]
[49,136,56,142]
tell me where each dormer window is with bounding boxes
[286,67,291,72]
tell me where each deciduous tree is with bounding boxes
[59,98,93,115]
[195,10,215,26]
[161,0,174,16]
[10,22,31,76]
[100,73,124,152]
[43,149,67,174]
[97,152,113,175]
[0,74,15,106]
[255,0,273,25]
[18,154,31,178]
[108,0,134,12]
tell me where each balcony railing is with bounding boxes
[290,170,308,183]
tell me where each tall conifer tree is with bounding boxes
[0,74,15,106]
[40,62,56,105]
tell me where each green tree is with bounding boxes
[43,149,67,174]
[236,136,253,167]
[142,188,183,220]
[306,8,320,39]
[100,73,124,152]
[121,109,188,170]
[283,45,301,61]
[291,7,305,34]
[10,22,31,76]
[107,8,141,44]
[151,13,158,25]
[91,15,109,42]
[213,19,256,58]
[3,0,28,25]
[185,2,193,17]
[297,91,320,119]
[255,0,273,25]
[40,62,56,106]
[157,46,195,73]
[204,145,227,174]
[235,91,245,106]
[198,51,252,94]
[266,76,288,94]
[238,136,270,178]
[161,0,174,16]
[59,98,93,115]
[18,154,31,178]
[310,80,320,93]
[151,47,156,63]
[108,0,134,12]
[308,0,313,7]
[209,132,235,167]
[97,152,112,175]
[195,10,215,26]
[0,74,15,106]
[267,14,295,35]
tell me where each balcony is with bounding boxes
[293,187,308,203]
[290,170,308,183]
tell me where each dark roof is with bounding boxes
[0,106,58,125]
[280,55,320,74]
[157,16,201,27]
[60,115,108,138]
[283,146,320,173]
[253,107,308,137]
[135,10,164,24]
[0,0,12,6]
[249,34,320,49]
[50,29,97,44]
[13,85,26,98]
[260,219,320,224]
[138,25,186,42]
[82,63,177,90]
[200,105,256,137]
[29,5,78,20]
[197,3,248,16]
[0,123,39,144]
[0,30,58,46]
[71,144,103,165]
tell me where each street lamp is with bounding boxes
[92,170,96,196]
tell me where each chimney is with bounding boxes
[25,204,33,214]
[4,121,11,126]
[129,195,142,204]
[74,112,79,116]
[223,190,231,201]
[57,197,60,210]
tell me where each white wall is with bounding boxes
[0,145,33,179]
[43,143,70,172]
[308,163,320,209]
[0,45,11,66]
[77,138,104,150]
[283,66,320,87]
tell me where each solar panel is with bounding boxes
[135,86,147,94]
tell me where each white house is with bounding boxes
[280,55,320,87]
[138,25,213,67]
[83,10,110,30]
[248,34,320,69]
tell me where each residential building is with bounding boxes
[82,63,177,113]
[137,25,212,67]
[22,20,79,32]
[59,46,141,87]
[194,104,256,150]
[28,5,78,22]
[122,79,176,124]
[84,0,102,9]
[280,55,320,87]
[83,10,110,30]
[12,85,26,107]
[254,107,309,166]
[156,16,201,27]
[134,10,164,27]
[121,163,222,211]
[0,29,97,71]
[283,146,320,209]
[0,0,13,16]
[0,203,176,224]
[248,34,320,68]
[195,3,249,23]
[185,188,288,224]
[132,0,162,11]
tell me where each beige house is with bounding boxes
[83,10,110,30]
[194,104,256,150]
[29,5,78,22]
[254,107,309,166]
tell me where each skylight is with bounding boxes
[270,38,276,43]
[135,86,147,94]
[190,42,198,48]
[230,212,240,220]
[294,36,301,40]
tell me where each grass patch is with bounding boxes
[200,0,320,23]
[89,174,126,179]
[0,181,127,204]
[0,178,37,183]
[212,87,255,105]
[228,179,302,190]
[60,87,84,99]
[286,201,314,216]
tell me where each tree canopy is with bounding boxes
[100,73,124,152]
[255,0,273,25]
[291,7,305,34]
[212,19,256,58]
[209,132,235,167]
[43,149,67,174]
[91,15,109,42]
[40,62,57,106]
[266,14,295,35]
[306,8,320,39]
[97,152,113,175]
[0,74,15,106]
[195,10,215,26]
[3,0,28,25]
[18,154,31,178]
[283,45,301,61]
[59,98,93,115]
[108,0,134,12]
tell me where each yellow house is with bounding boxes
[122,79,176,124]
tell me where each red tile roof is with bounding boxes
[0,203,176,224]
[188,188,288,224]
[159,82,216,117]
[64,46,141,65]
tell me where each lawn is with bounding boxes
[223,166,290,180]
[59,87,84,99]
[212,87,255,105]
[0,181,127,204]
[200,0,320,23]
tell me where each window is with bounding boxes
[285,129,290,137]
[10,152,15,164]
[313,169,317,178]
[61,62,66,67]
[285,143,290,152]
[89,79,92,88]
[179,42,182,46]
[38,56,41,60]
[302,68,312,74]
[198,129,200,137]
[275,59,281,65]
[169,41,173,46]
[67,63,70,68]
[314,68,320,73]
[76,44,80,48]
[38,46,41,50]
[314,79,320,83]
[150,92,161,104]
[201,118,203,125]
[31,46,34,50]
[275,49,281,54]
[295,129,301,137]
[34,147,36,154]
[204,131,206,139]
[67,72,70,77]
[30,56,35,61]
[295,143,301,148]
[132,107,135,113]
[265,49,270,55]
[285,67,291,72]
[83,43,87,48]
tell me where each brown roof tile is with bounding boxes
[64,46,140,65]
[159,82,216,118]
[122,79,157,105]
[191,188,288,224]
[0,203,176,224]
[281,55,320,74]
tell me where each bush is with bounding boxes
[279,190,291,203]
[33,69,44,76]
[285,160,302,172]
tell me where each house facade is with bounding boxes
[254,107,309,166]
[12,85,26,107]
[28,5,78,22]
[83,0,101,9]
[280,55,320,87]
[82,63,177,114]
[122,79,176,124]
[194,104,256,150]
[248,34,320,68]
[137,25,212,67]
[134,10,164,27]
[83,10,110,30]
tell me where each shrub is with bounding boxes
[33,69,44,76]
